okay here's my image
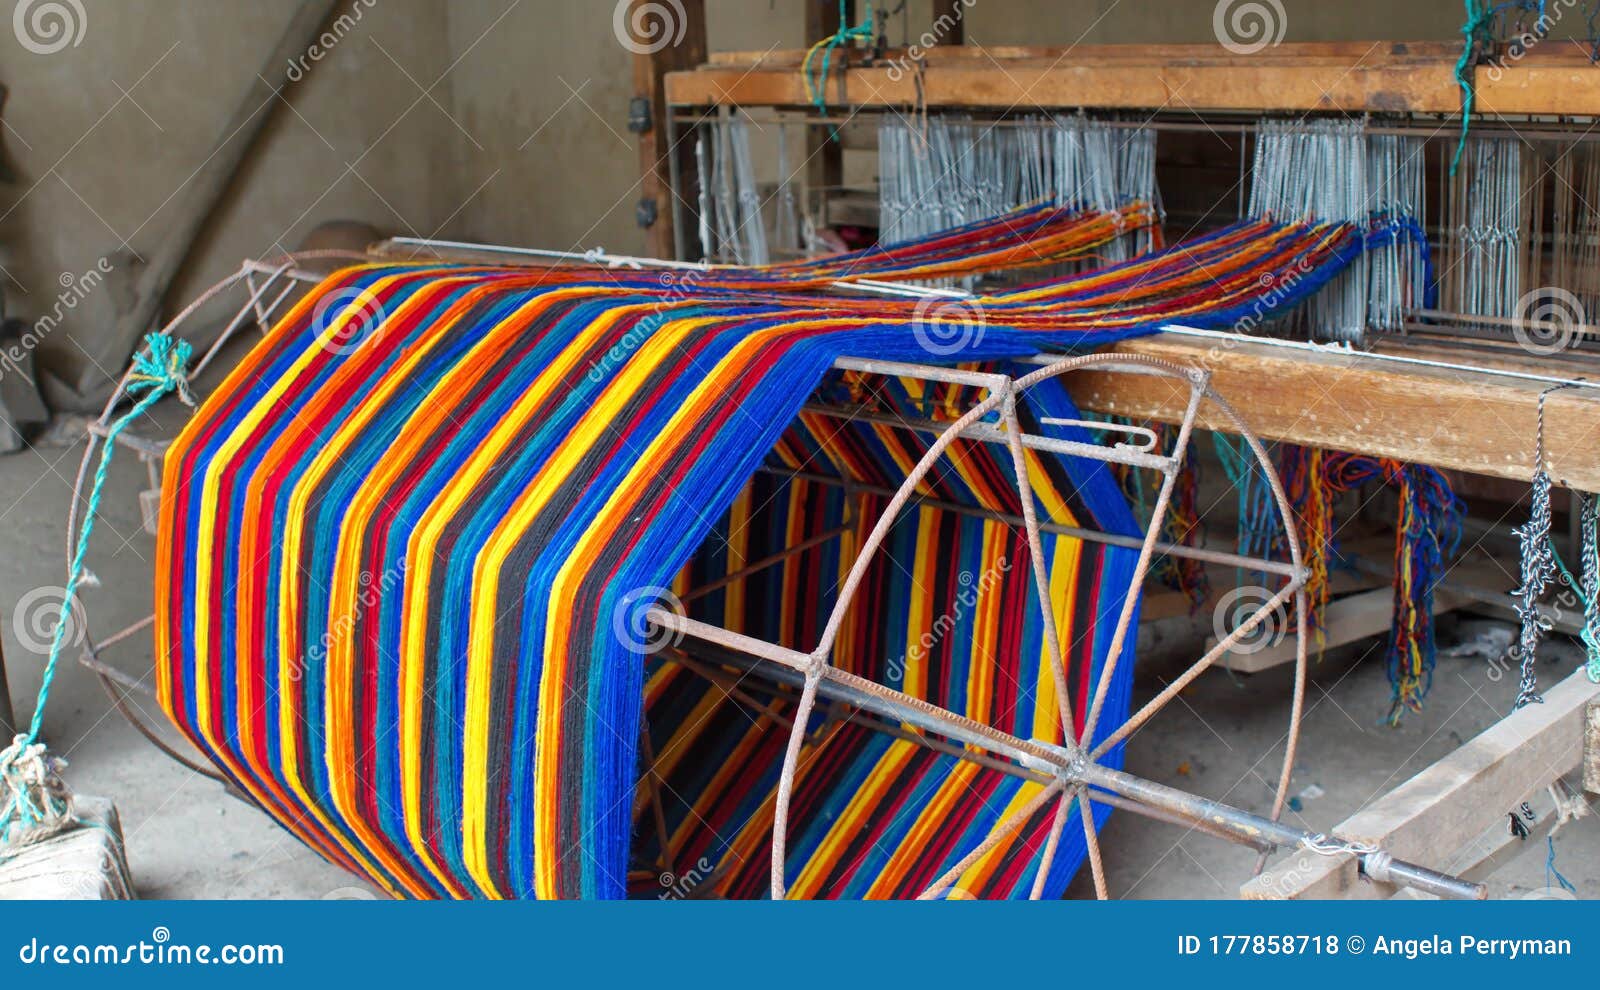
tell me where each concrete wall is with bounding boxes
[0,0,461,376]
[0,0,1517,371]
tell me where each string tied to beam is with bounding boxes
[803,0,876,124]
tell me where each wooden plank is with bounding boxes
[667,45,1463,112]
[1476,54,1600,116]
[1208,587,1451,675]
[629,0,708,260]
[702,42,1464,69]
[1241,667,1600,899]
[1066,335,1600,491]
[1585,700,1600,795]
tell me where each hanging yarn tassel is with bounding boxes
[1280,445,1335,650]
[0,332,193,853]
[1322,454,1465,722]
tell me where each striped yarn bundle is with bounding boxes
[1314,454,1464,721]
[154,208,1409,899]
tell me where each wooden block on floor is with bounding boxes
[0,796,134,899]
[1242,667,1600,899]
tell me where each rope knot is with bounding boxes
[127,332,196,407]
[0,734,75,851]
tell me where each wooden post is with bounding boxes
[629,0,707,261]
[0,635,12,741]
[932,0,966,45]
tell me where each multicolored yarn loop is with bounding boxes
[153,206,1409,899]
[1319,454,1465,722]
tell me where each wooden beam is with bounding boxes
[629,0,707,260]
[1066,335,1600,491]
[1242,667,1600,899]
[667,42,1464,113]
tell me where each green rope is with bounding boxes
[804,0,876,126]
[1452,0,1493,177]
[0,333,193,845]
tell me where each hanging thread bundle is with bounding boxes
[1319,454,1465,722]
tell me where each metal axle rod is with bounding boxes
[656,616,1484,900]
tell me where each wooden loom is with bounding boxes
[620,5,1600,899]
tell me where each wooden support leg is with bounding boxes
[0,635,13,741]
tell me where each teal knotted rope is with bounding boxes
[803,0,876,125]
[1452,1,1493,177]
[0,332,193,847]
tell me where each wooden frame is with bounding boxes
[1242,666,1600,899]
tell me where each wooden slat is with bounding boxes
[1066,335,1600,491]
[1475,52,1600,116]
[1241,667,1600,899]
[1207,587,1466,675]
[668,42,1464,113]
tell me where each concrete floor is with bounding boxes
[0,388,1594,900]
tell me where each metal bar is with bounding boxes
[1078,763,1485,900]
[661,618,1483,899]
[799,401,1178,473]
[760,465,1301,577]
[680,520,855,604]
